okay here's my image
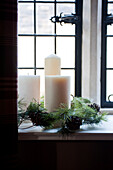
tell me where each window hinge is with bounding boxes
[50,12,80,25]
[105,13,113,25]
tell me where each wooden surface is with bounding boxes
[18,115,113,141]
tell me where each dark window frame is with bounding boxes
[101,0,113,107]
[18,0,83,97]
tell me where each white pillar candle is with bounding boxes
[18,75,40,106]
[45,75,70,112]
[45,54,61,75]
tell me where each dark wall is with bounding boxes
[0,0,18,169]
[18,141,113,170]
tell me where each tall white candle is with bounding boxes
[18,75,40,106]
[45,54,61,75]
[45,75,70,112]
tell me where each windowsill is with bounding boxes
[18,115,113,141]
[100,108,113,115]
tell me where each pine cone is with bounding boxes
[29,111,55,127]
[88,103,100,112]
[66,116,82,130]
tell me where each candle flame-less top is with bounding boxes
[45,54,61,75]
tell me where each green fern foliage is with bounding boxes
[18,96,108,134]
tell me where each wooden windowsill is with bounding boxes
[18,115,113,141]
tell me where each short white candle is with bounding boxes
[18,75,40,106]
[45,75,70,112]
[45,54,61,75]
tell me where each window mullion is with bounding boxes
[54,0,57,54]
[34,0,36,75]
[75,0,82,97]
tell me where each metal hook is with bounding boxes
[50,12,80,25]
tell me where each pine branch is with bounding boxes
[17,96,108,134]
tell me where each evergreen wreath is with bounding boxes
[18,95,108,135]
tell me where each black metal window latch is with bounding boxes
[105,13,113,25]
[50,12,80,25]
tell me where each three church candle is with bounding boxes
[18,54,71,112]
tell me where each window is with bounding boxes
[101,0,113,107]
[18,0,83,97]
